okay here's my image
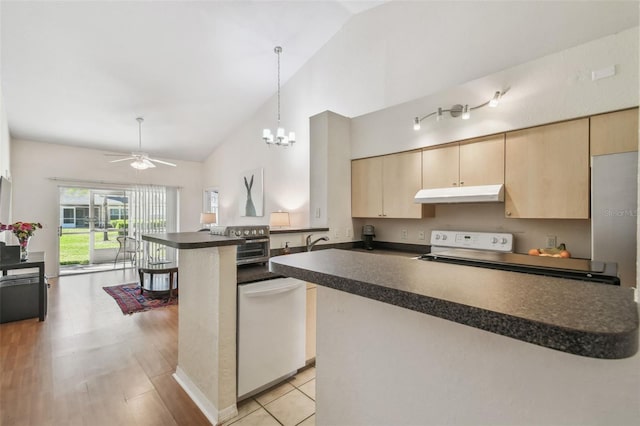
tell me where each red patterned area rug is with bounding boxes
[103,283,177,315]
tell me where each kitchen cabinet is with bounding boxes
[590,107,639,156]
[505,118,589,219]
[352,151,434,218]
[306,283,316,363]
[422,135,504,189]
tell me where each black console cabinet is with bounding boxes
[0,252,46,323]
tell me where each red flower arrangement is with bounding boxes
[0,221,43,246]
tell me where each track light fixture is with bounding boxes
[413,89,509,131]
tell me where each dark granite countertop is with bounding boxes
[237,263,282,284]
[269,248,639,359]
[142,232,245,249]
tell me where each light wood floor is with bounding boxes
[0,269,210,426]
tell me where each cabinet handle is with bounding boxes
[460,181,464,185]
[506,211,512,216]
[452,182,457,186]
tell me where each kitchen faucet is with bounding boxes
[306,234,329,251]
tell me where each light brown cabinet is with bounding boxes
[422,135,505,189]
[590,108,638,156]
[305,283,316,363]
[505,118,590,219]
[352,151,434,218]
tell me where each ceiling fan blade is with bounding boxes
[109,157,135,163]
[142,158,157,168]
[149,158,177,167]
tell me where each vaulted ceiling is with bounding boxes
[1,1,637,162]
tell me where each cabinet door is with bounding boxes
[305,284,317,363]
[505,119,589,219]
[422,145,459,189]
[590,108,639,156]
[352,157,383,217]
[383,151,425,218]
[459,134,505,186]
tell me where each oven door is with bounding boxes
[236,238,270,265]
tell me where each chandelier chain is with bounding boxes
[276,47,281,124]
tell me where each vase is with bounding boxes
[18,236,31,261]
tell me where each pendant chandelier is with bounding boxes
[262,46,295,146]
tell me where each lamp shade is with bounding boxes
[200,212,217,225]
[269,211,290,227]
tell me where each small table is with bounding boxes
[138,261,178,300]
[0,251,46,321]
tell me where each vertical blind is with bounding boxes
[126,185,178,263]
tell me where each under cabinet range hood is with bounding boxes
[414,184,504,204]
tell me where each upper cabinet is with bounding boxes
[422,135,505,189]
[590,108,639,156]
[352,151,434,218]
[352,156,383,218]
[505,118,590,219]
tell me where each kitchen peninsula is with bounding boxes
[142,232,244,425]
[270,249,640,425]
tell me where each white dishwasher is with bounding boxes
[237,277,306,399]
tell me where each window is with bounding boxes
[203,188,219,225]
[62,208,75,225]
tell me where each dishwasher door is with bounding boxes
[237,277,306,399]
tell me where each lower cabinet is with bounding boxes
[306,283,317,363]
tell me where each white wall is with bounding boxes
[0,87,9,179]
[0,87,11,244]
[10,138,203,277]
[351,27,639,159]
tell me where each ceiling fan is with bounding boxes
[107,117,176,170]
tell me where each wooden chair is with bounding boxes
[113,236,141,269]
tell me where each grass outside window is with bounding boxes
[59,229,121,265]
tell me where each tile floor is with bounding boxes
[223,366,316,426]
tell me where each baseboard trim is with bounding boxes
[173,366,238,425]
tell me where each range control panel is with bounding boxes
[430,230,513,252]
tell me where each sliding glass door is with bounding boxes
[58,184,178,274]
[59,187,126,272]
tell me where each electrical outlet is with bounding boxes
[418,231,425,240]
[334,228,341,238]
[401,229,408,240]
[346,228,352,238]
[546,235,557,248]
[315,208,321,218]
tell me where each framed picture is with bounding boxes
[240,168,263,217]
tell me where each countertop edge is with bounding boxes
[142,232,245,249]
[269,258,639,360]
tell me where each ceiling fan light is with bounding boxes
[131,159,150,170]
